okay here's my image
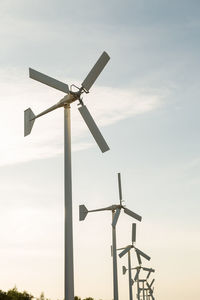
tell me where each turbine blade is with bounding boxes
[24,108,35,136]
[136,250,142,265]
[146,282,151,290]
[135,248,151,261]
[29,68,69,93]
[143,267,152,272]
[132,223,136,243]
[112,208,121,227]
[119,245,132,258]
[146,271,151,279]
[122,266,127,275]
[78,104,109,153]
[81,51,110,92]
[146,282,153,296]
[134,269,141,281]
[79,205,88,221]
[124,208,142,222]
[150,279,155,287]
[117,173,122,204]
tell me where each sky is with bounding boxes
[0,0,200,299]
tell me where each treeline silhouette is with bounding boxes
[75,298,95,300]
[0,288,97,300]
[0,287,33,300]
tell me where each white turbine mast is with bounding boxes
[24,51,110,300]
[79,173,142,300]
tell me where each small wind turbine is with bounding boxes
[132,267,155,300]
[122,265,155,299]
[24,51,110,300]
[118,223,151,300]
[79,173,142,300]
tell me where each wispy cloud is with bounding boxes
[0,71,165,166]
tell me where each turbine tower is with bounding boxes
[79,173,142,300]
[24,51,110,300]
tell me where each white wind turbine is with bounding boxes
[118,223,151,300]
[122,265,155,300]
[79,173,142,300]
[130,267,155,300]
[24,51,110,300]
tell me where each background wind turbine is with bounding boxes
[122,265,155,298]
[118,223,151,300]
[24,51,110,300]
[132,268,155,300]
[79,173,142,300]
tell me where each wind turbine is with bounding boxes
[79,173,142,300]
[122,265,155,300]
[133,268,155,300]
[24,51,110,300]
[118,223,151,300]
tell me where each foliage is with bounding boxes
[75,297,94,300]
[0,287,33,300]
[36,292,50,300]
[0,289,96,300]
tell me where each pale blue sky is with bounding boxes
[0,1,200,300]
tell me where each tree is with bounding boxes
[0,287,33,300]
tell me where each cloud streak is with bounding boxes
[0,71,165,166]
